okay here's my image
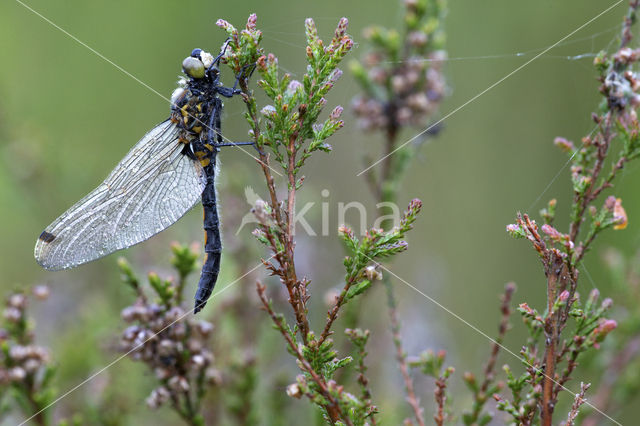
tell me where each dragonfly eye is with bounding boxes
[190,48,203,58]
[182,56,205,79]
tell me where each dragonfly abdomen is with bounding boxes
[194,164,222,313]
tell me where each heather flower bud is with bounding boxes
[168,376,190,392]
[32,346,50,362]
[463,371,476,385]
[9,345,28,361]
[121,306,138,322]
[286,80,303,97]
[286,383,303,398]
[195,320,214,337]
[324,288,340,307]
[8,367,26,382]
[260,105,276,119]
[122,325,140,341]
[187,338,203,353]
[3,307,21,322]
[558,290,570,302]
[364,265,383,281]
[158,339,175,356]
[191,354,207,369]
[613,198,628,230]
[506,224,519,233]
[24,359,41,374]
[328,69,343,84]
[216,19,232,31]
[329,106,344,121]
[8,294,26,309]
[554,137,575,152]
[32,285,50,300]
[592,319,617,343]
[205,368,222,385]
[166,306,185,323]
[146,386,170,409]
[171,323,187,339]
[408,31,428,47]
[154,367,170,380]
[541,224,562,241]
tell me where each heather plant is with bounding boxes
[0,286,57,425]
[580,247,640,425]
[218,15,423,425]
[498,2,640,424]
[118,244,217,425]
[7,3,640,426]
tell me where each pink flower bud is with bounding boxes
[558,290,570,302]
[613,198,628,230]
[554,137,575,152]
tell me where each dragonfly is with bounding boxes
[34,42,253,313]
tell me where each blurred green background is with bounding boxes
[1,0,638,424]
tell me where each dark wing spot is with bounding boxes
[38,231,56,243]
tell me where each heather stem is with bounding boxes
[541,253,569,426]
[384,275,425,426]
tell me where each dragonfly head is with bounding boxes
[182,49,216,80]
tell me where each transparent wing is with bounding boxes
[35,120,206,270]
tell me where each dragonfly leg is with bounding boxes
[232,63,256,90]
[217,63,256,97]
[205,99,222,147]
[210,38,232,69]
[216,141,265,156]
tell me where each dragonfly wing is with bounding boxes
[35,120,206,270]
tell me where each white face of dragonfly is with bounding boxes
[181,49,215,80]
[199,51,214,68]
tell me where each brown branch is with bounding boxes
[553,337,583,401]
[433,374,448,426]
[256,283,352,426]
[319,266,362,346]
[541,253,570,426]
[239,83,310,345]
[481,283,515,394]
[621,0,640,49]
[569,113,614,244]
[565,382,591,426]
